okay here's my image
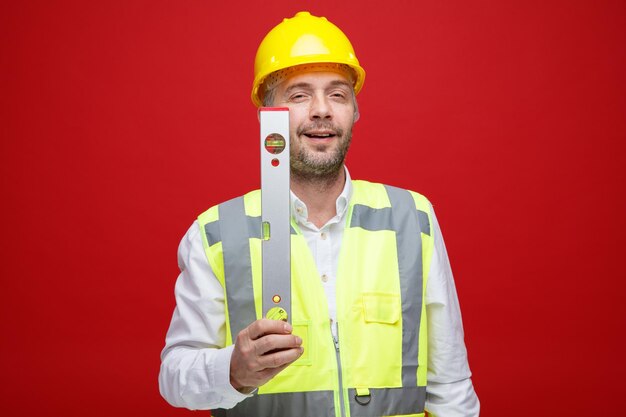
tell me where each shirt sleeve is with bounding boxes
[158,221,252,410]
[425,205,480,417]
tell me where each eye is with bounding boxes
[289,92,309,102]
[330,90,349,101]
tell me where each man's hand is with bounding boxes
[230,319,303,392]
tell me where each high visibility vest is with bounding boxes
[198,180,434,417]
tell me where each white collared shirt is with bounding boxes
[159,168,480,416]
[289,171,352,339]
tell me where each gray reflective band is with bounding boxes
[350,205,393,231]
[211,390,335,417]
[384,185,424,387]
[351,204,430,236]
[218,197,257,342]
[247,216,262,239]
[204,220,221,246]
[418,209,430,236]
[205,216,262,247]
[348,386,426,416]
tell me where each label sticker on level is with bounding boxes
[264,133,286,154]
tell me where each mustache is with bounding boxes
[296,122,344,137]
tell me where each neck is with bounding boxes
[291,167,346,229]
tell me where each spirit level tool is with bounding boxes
[260,107,291,323]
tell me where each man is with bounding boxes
[160,11,480,417]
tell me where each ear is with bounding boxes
[257,107,261,123]
[353,109,360,123]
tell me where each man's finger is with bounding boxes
[258,346,304,369]
[254,334,302,356]
[247,319,292,340]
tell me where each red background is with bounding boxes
[2,1,625,415]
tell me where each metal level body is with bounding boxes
[259,107,291,323]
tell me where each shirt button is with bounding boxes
[296,206,303,214]
[321,274,328,282]
[320,232,327,240]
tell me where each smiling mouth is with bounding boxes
[304,132,336,139]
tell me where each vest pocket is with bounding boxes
[349,293,403,387]
[362,293,401,324]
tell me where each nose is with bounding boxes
[309,93,332,120]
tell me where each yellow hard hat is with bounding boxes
[251,11,366,107]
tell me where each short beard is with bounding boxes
[290,127,352,185]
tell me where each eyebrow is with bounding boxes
[328,80,353,89]
[284,82,313,95]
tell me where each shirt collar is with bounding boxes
[290,166,353,227]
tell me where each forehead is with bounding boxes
[278,70,353,92]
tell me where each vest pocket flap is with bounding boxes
[362,293,401,324]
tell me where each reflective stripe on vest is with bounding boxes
[348,386,427,417]
[217,197,257,340]
[211,390,335,417]
[210,386,427,417]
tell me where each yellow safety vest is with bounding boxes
[198,180,434,417]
